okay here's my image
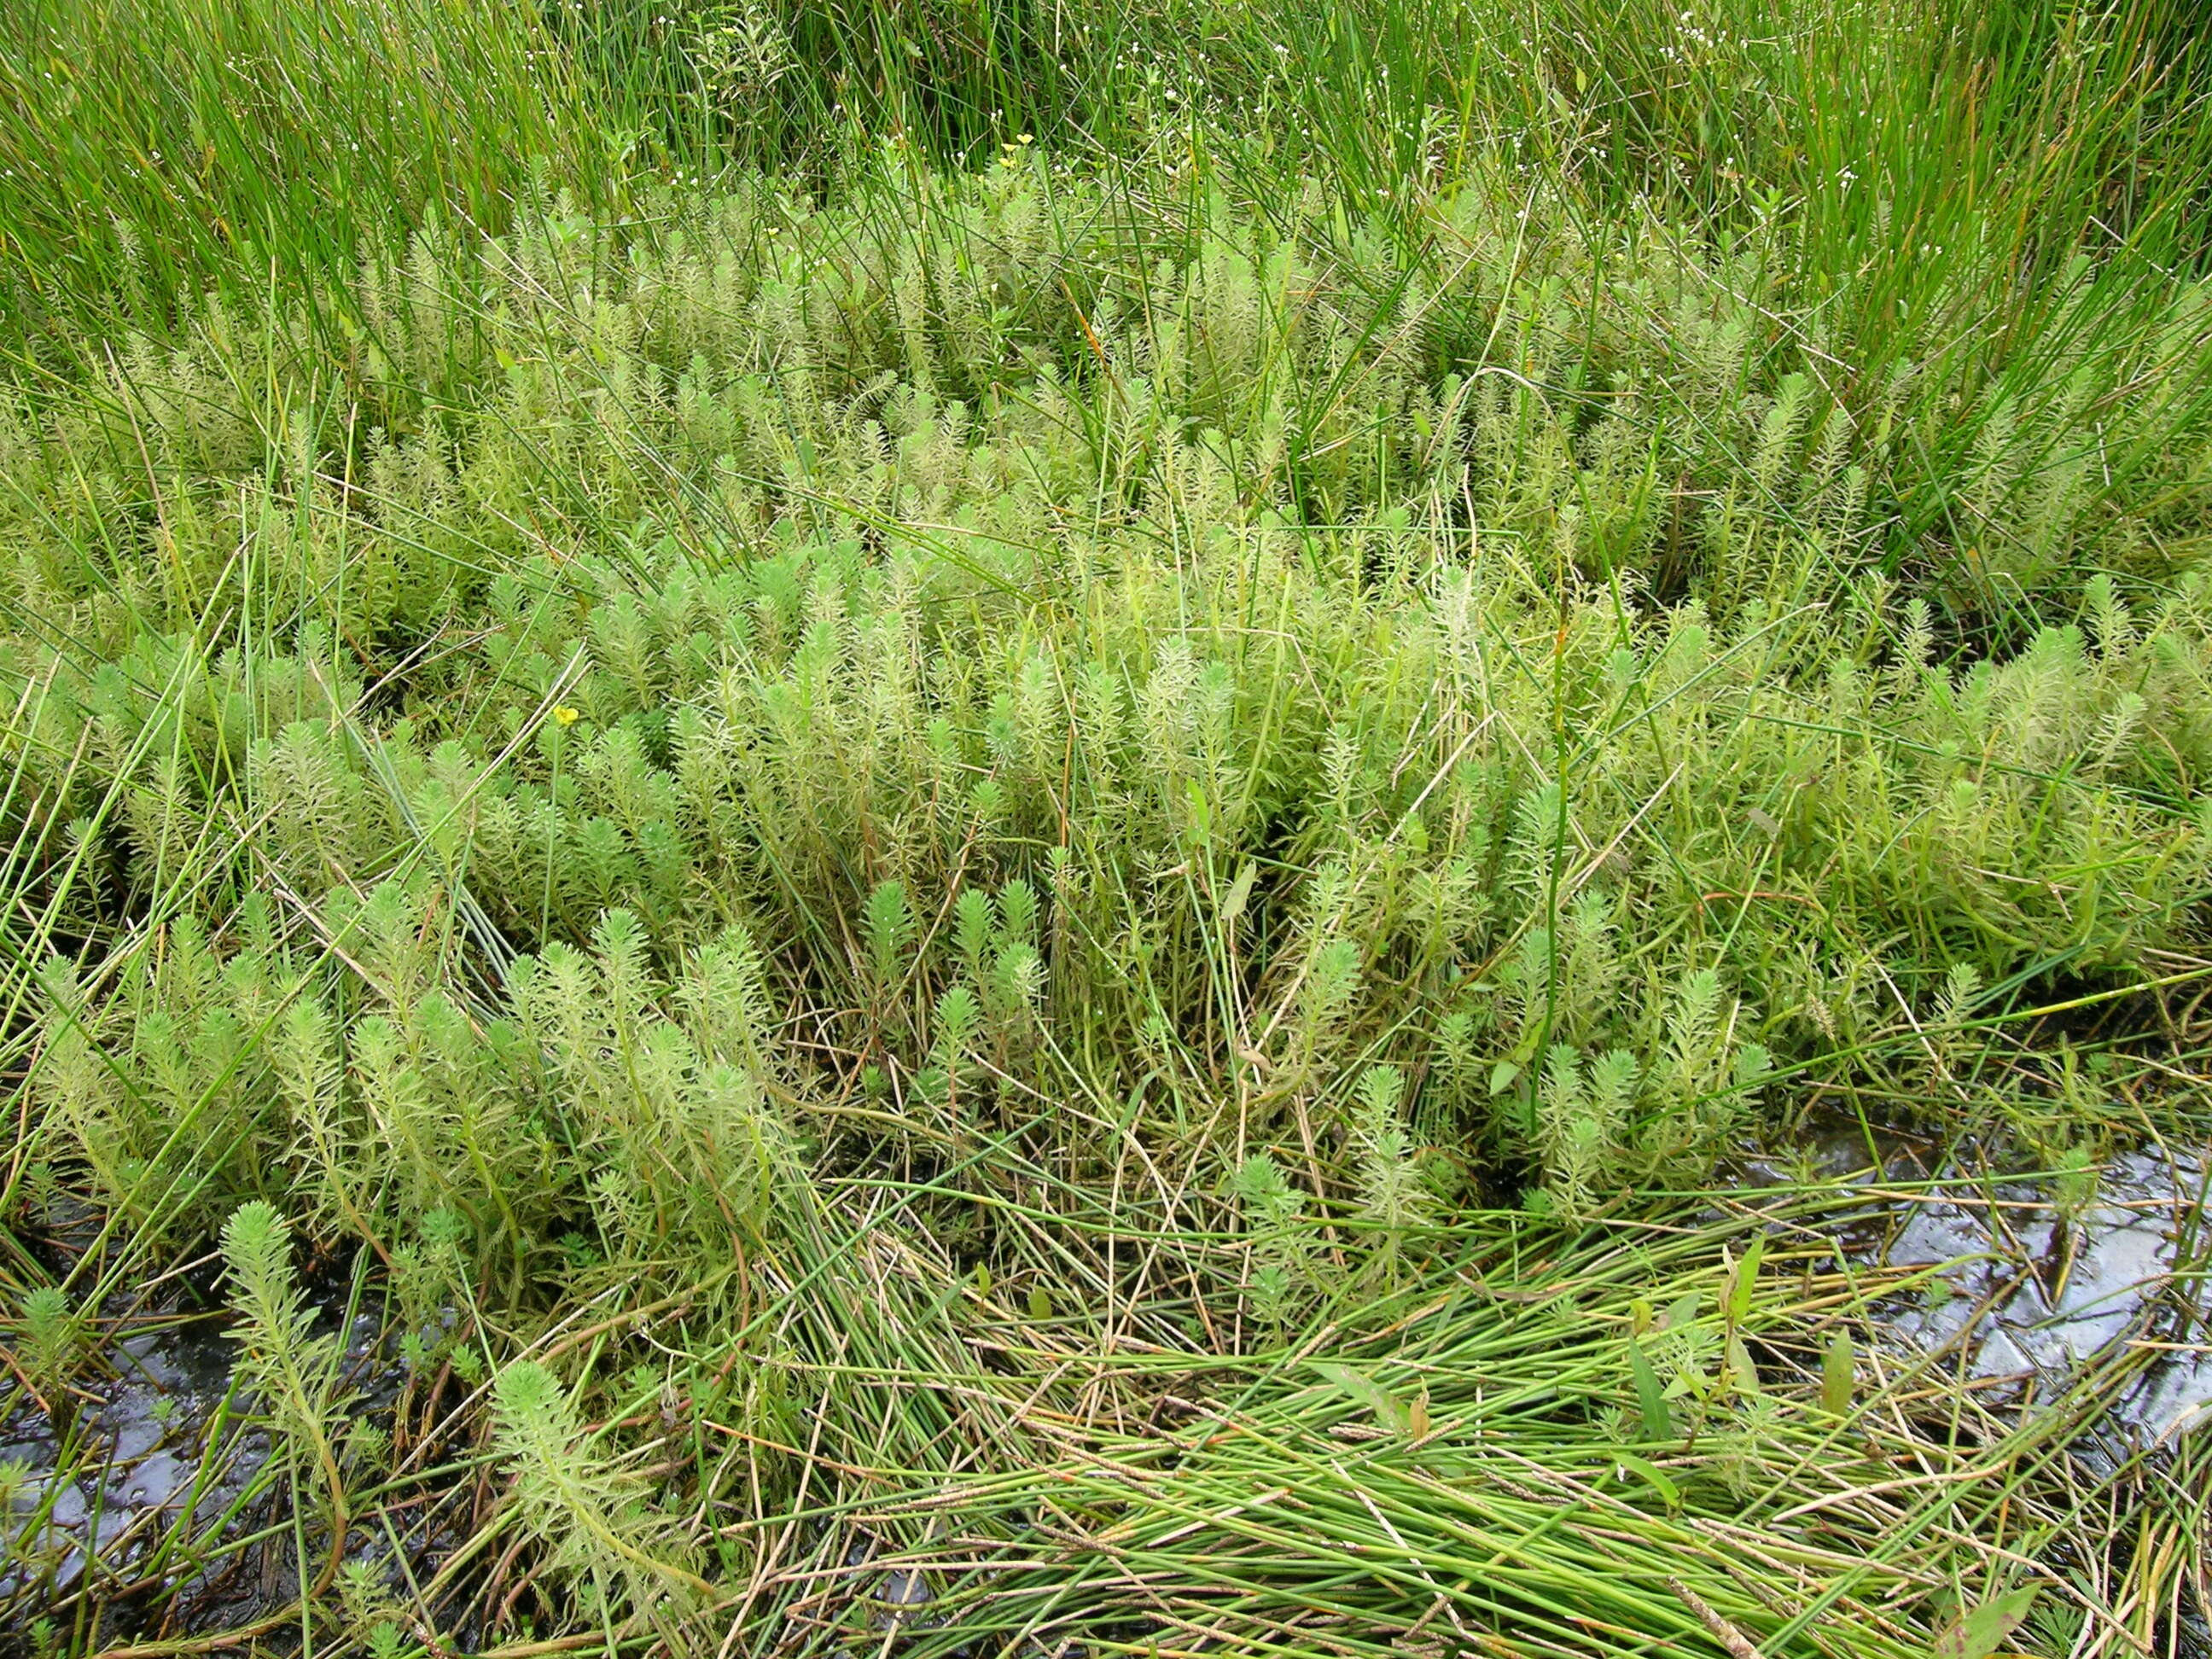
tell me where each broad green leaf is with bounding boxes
[1627,1339,1673,1441]
[1183,779,1213,841]
[1728,1232,1766,1324]
[1219,860,1258,926]
[1309,1360,1412,1435]
[1726,1335,1761,1397]
[1822,1329,1855,1417]
[1934,1587,2038,1659]
[1607,1450,1681,1511]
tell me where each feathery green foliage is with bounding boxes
[2,0,2209,1653]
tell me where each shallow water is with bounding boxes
[1749,1128,2212,1441]
[0,1305,397,1628]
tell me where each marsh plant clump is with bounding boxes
[2,0,2210,1654]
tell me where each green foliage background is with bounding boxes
[0,1,2209,1654]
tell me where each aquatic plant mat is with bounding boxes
[3,0,2212,1652]
[8,1151,2207,1656]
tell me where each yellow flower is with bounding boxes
[552,705,579,726]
